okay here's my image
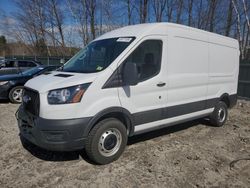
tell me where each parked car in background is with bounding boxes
[0,65,59,103]
[0,59,42,75]
[0,57,5,63]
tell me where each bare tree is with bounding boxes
[232,0,244,59]
[49,0,65,48]
[102,0,118,31]
[86,0,96,40]
[242,0,250,33]
[67,0,89,46]
[225,1,233,36]
[176,0,183,24]
[242,0,250,59]
[3,0,249,60]
[206,0,218,32]
[14,0,50,56]
[187,0,194,26]
[127,0,132,25]
[196,0,205,29]
[166,0,175,22]
[139,0,149,23]
[152,0,167,22]
[0,9,8,37]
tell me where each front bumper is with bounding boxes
[17,105,92,151]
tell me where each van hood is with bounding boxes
[25,71,99,93]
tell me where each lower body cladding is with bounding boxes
[17,94,237,152]
[17,106,91,151]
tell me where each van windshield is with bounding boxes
[62,37,135,73]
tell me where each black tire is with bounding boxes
[209,101,228,127]
[9,86,24,104]
[85,118,127,165]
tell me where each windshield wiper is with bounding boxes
[64,70,81,73]
[68,70,96,73]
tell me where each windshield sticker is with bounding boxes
[117,38,133,42]
[96,66,103,71]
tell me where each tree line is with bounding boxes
[0,0,249,60]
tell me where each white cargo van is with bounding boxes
[17,23,239,164]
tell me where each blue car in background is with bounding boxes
[0,65,59,103]
[0,60,42,75]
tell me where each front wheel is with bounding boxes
[209,101,228,127]
[9,86,24,104]
[85,118,127,165]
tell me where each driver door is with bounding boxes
[118,36,168,131]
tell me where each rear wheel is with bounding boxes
[85,118,127,165]
[9,86,24,104]
[209,101,228,127]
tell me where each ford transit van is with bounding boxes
[17,23,239,164]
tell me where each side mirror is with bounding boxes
[123,62,138,86]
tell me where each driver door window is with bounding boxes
[123,40,162,82]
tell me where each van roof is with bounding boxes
[95,22,238,44]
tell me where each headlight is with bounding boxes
[47,83,91,104]
[0,81,8,86]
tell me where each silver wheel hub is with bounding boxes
[218,107,226,123]
[12,88,23,102]
[98,128,122,157]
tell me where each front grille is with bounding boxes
[23,88,40,116]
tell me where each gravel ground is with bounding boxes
[0,100,249,188]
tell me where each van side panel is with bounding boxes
[207,34,239,101]
[167,28,208,108]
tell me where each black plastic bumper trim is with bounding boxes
[132,94,237,126]
[17,106,92,151]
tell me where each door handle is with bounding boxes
[157,82,166,87]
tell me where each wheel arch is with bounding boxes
[85,107,135,137]
[219,93,230,108]
[7,83,24,94]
